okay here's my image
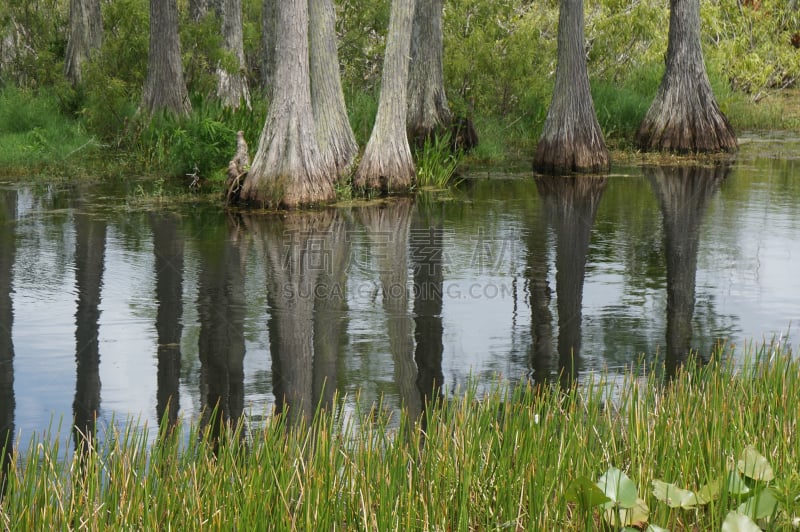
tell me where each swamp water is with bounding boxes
[1,136,799,450]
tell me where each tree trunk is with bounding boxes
[216,0,251,109]
[261,0,278,94]
[72,211,106,452]
[241,0,334,208]
[353,0,417,193]
[0,190,16,500]
[142,0,191,116]
[525,206,555,388]
[635,0,737,153]
[536,176,607,389]
[406,0,452,147]
[309,0,358,178]
[151,213,184,432]
[189,0,214,21]
[64,0,103,86]
[647,163,729,378]
[534,0,608,174]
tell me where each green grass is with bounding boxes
[1,343,798,529]
[0,88,99,173]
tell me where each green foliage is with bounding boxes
[0,87,97,169]
[414,133,464,189]
[0,0,66,88]
[335,0,391,92]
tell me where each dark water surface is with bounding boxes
[1,136,799,446]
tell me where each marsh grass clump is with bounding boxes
[1,344,799,529]
[414,133,464,189]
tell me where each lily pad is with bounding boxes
[652,479,701,509]
[596,467,639,508]
[737,447,774,482]
[737,487,780,520]
[604,497,649,528]
[565,476,612,508]
[726,470,751,496]
[721,511,761,532]
[696,478,720,504]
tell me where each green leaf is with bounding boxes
[737,447,774,482]
[726,470,751,496]
[737,488,780,520]
[596,467,639,508]
[652,479,701,509]
[645,525,670,532]
[604,497,649,528]
[696,478,720,504]
[721,511,761,532]
[565,476,612,508]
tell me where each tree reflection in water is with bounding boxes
[72,210,106,456]
[196,215,246,447]
[647,162,730,378]
[532,175,607,390]
[1,189,17,499]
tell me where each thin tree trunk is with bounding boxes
[241,0,334,208]
[309,0,358,178]
[261,0,278,94]
[534,0,608,174]
[407,0,452,147]
[64,0,103,86]
[189,0,214,21]
[636,0,737,153]
[142,0,191,116]
[354,0,417,193]
[0,190,16,500]
[525,207,555,388]
[216,0,251,109]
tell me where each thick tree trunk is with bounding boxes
[261,0,278,94]
[64,0,103,86]
[354,0,417,193]
[151,213,184,432]
[406,0,452,147]
[0,190,16,500]
[647,163,729,378]
[241,0,334,208]
[636,0,737,153]
[142,0,191,116]
[216,0,251,109]
[534,0,608,174]
[309,0,358,178]
[72,211,106,452]
[536,176,607,388]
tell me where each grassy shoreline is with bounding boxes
[2,346,798,530]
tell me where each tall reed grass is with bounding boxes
[1,344,798,530]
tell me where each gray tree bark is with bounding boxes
[354,0,417,193]
[189,0,214,21]
[216,0,251,109]
[309,0,358,178]
[636,0,737,153]
[534,0,608,174]
[142,0,191,116]
[64,0,103,86]
[241,0,334,208]
[261,0,278,94]
[406,0,452,147]
[0,190,16,500]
